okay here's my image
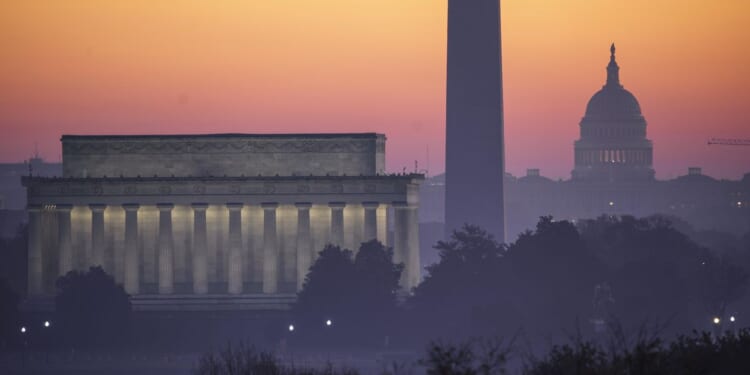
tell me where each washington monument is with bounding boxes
[445,0,505,241]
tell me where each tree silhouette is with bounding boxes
[55,266,131,348]
[0,224,28,295]
[501,217,604,337]
[421,338,512,375]
[577,215,748,335]
[409,224,507,338]
[699,253,747,331]
[524,329,750,374]
[193,342,359,375]
[352,240,403,313]
[293,241,402,346]
[415,224,505,300]
[0,278,20,349]
[408,215,748,342]
[295,245,355,322]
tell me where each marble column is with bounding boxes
[295,202,312,291]
[262,202,278,294]
[393,202,420,290]
[329,202,345,247]
[123,204,139,295]
[90,204,106,267]
[227,203,244,294]
[362,202,379,242]
[192,203,209,294]
[157,203,174,294]
[27,205,43,295]
[57,204,74,276]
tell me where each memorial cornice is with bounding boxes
[62,133,382,140]
[23,174,422,183]
[22,174,424,199]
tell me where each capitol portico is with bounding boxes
[23,133,422,310]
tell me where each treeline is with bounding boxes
[192,330,750,375]
[292,215,750,346]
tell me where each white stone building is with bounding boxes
[23,133,422,311]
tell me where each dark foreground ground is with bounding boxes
[0,350,423,375]
[3,309,427,374]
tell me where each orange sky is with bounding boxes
[1,0,748,179]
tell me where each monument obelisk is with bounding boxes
[445,0,505,242]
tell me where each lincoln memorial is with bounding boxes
[22,133,422,311]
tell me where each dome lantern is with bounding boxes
[606,43,621,88]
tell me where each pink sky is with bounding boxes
[1,1,748,179]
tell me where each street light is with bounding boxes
[20,326,26,333]
[713,317,721,325]
[730,316,736,323]
[43,320,50,328]
[325,319,332,327]
[288,324,295,332]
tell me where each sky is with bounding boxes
[1,0,748,179]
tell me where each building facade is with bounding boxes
[23,133,422,311]
[573,44,654,182]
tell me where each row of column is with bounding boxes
[29,201,413,296]
[576,149,653,166]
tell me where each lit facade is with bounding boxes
[23,134,422,310]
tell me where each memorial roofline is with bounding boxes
[22,173,424,184]
[61,133,384,141]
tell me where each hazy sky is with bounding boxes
[1,0,748,179]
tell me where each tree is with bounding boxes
[409,225,508,338]
[699,252,747,332]
[0,278,20,349]
[293,241,403,346]
[500,217,604,338]
[352,240,403,315]
[55,266,131,348]
[0,224,28,295]
[193,342,360,375]
[413,225,505,303]
[421,338,512,375]
[523,329,750,375]
[410,219,602,340]
[295,245,356,323]
[577,215,749,336]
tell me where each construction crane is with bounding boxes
[707,138,750,146]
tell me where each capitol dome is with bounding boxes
[572,44,655,183]
[585,86,643,120]
[583,44,643,121]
